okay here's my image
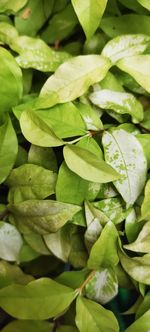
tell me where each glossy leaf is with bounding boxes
[102,34,150,64]
[38,55,111,109]
[8,199,81,234]
[71,0,108,39]
[88,221,119,269]
[90,89,143,123]
[141,180,150,220]
[0,115,18,184]
[85,267,118,304]
[0,278,76,319]
[1,320,53,332]
[20,110,64,147]
[63,144,121,183]
[0,221,23,261]
[117,55,150,93]
[6,164,57,203]
[102,129,147,206]
[75,296,119,332]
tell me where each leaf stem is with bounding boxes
[76,270,96,295]
[67,132,91,145]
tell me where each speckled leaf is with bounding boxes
[119,250,150,284]
[84,201,103,250]
[38,55,111,109]
[88,221,119,269]
[20,110,64,147]
[102,34,150,64]
[0,0,27,13]
[75,296,119,332]
[0,278,76,319]
[63,144,121,183]
[117,55,150,93]
[8,199,81,234]
[141,180,150,220]
[85,267,118,304]
[102,129,147,206]
[0,222,23,261]
[125,309,150,332]
[6,164,57,203]
[90,90,143,123]
[0,115,18,184]
[71,0,108,39]
[1,320,53,332]
[124,220,150,253]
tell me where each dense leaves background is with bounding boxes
[0,0,150,331]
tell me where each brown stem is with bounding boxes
[76,270,96,295]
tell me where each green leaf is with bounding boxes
[28,145,57,172]
[90,89,143,123]
[8,199,81,234]
[117,55,150,93]
[12,36,70,72]
[100,71,124,92]
[101,15,150,38]
[0,261,33,289]
[37,55,111,109]
[24,232,50,256]
[136,291,150,318]
[0,47,22,112]
[118,0,148,13]
[141,180,150,220]
[102,129,147,206]
[124,220,150,253]
[41,3,78,44]
[137,0,150,10]
[63,144,121,183]
[84,201,103,250]
[93,197,129,225]
[71,0,108,39]
[119,250,150,284]
[137,134,150,168]
[6,164,57,203]
[125,208,142,243]
[75,296,119,332]
[88,221,119,269]
[0,22,18,46]
[0,0,27,13]
[0,278,76,319]
[1,320,53,332]
[56,269,89,289]
[0,115,18,184]
[77,102,103,131]
[125,309,150,332]
[20,110,64,147]
[85,267,118,304]
[102,34,150,64]
[0,221,23,261]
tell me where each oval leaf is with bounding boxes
[0,222,23,261]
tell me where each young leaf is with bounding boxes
[87,221,119,269]
[0,222,23,261]
[75,296,119,332]
[20,110,64,147]
[63,144,121,183]
[90,89,143,123]
[37,55,111,109]
[125,309,150,332]
[8,199,81,234]
[71,0,108,39]
[6,164,57,203]
[1,320,53,332]
[117,55,150,93]
[102,129,147,206]
[102,34,150,64]
[124,220,150,253]
[85,267,118,304]
[0,115,18,184]
[0,261,33,289]
[141,180,150,220]
[0,278,76,319]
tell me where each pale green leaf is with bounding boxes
[1,320,53,332]
[0,221,23,261]
[28,145,57,172]
[102,129,147,206]
[75,296,119,332]
[124,220,150,253]
[102,34,150,64]
[125,309,150,332]
[20,110,64,147]
[0,0,27,13]
[141,180,150,220]
[0,115,18,184]
[0,261,33,289]
[0,22,18,46]
[71,0,108,39]
[88,221,119,269]
[93,197,129,225]
[90,89,143,123]
[8,199,81,234]
[137,0,150,10]
[84,201,103,251]
[77,102,103,131]
[85,267,118,304]
[37,55,111,109]
[100,71,124,92]
[63,144,121,183]
[117,55,150,93]
[6,164,57,203]
[0,278,76,319]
